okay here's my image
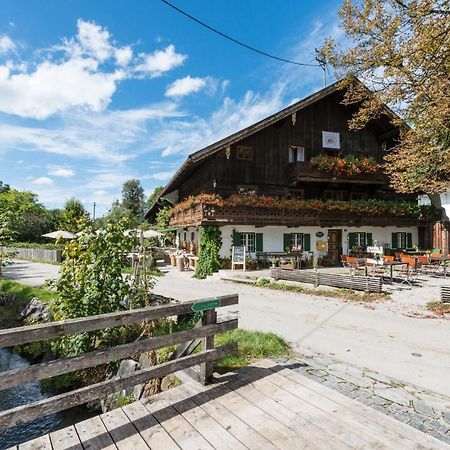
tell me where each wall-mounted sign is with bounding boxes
[316,240,327,251]
[316,231,324,238]
[367,246,384,254]
[322,131,340,149]
[232,246,246,270]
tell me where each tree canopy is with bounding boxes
[122,179,144,218]
[320,0,450,193]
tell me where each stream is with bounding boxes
[0,348,93,449]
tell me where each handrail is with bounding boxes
[0,294,239,429]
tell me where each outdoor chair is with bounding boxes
[341,255,350,268]
[346,256,365,275]
[395,252,404,261]
[397,256,420,286]
[383,255,394,262]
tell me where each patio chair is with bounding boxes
[397,256,420,286]
[417,255,436,275]
[341,255,350,268]
[395,252,404,261]
[347,256,365,275]
[384,255,394,262]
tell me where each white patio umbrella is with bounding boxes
[124,229,163,238]
[42,230,77,239]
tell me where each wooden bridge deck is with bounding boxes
[13,359,449,450]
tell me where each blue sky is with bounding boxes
[0,0,344,216]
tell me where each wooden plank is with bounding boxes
[256,360,448,450]
[177,383,278,450]
[49,425,82,450]
[0,294,239,348]
[100,408,149,450]
[237,366,383,450]
[122,401,180,450]
[75,416,117,450]
[0,319,238,390]
[145,398,214,450]
[227,377,342,450]
[200,310,216,384]
[200,379,315,449]
[162,387,248,450]
[0,344,237,429]
[18,435,52,450]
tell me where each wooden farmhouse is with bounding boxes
[147,78,438,265]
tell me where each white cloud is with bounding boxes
[165,76,211,98]
[135,45,187,77]
[0,35,15,54]
[149,171,174,181]
[48,166,75,177]
[76,19,112,62]
[114,46,132,66]
[32,176,54,186]
[0,58,124,119]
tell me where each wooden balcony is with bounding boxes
[288,162,387,185]
[169,203,422,228]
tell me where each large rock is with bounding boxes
[21,297,51,323]
[101,359,141,412]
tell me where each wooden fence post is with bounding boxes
[200,308,217,385]
[314,268,319,288]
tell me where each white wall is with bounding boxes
[218,224,418,258]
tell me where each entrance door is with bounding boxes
[328,229,342,265]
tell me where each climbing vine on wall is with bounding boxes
[194,225,222,279]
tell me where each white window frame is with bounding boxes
[397,232,407,249]
[355,232,366,247]
[289,145,305,162]
[290,233,303,250]
[241,233,255,253]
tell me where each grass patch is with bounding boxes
[122,266,164,276]
[0,279,57,328]
[254,278,388,302]
[214,329,290,374]
[427,301,450,315]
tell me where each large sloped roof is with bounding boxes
[146,77,402,218]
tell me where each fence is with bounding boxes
[0,293,239,429]
[270,268,383,293]
[1,246,61,263]
[441,286,450,303]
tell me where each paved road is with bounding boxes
[153,269,450,399]
[3,260,450,400]
[2,259,60,287]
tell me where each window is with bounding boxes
[191,232,195,242]
[237,185,257,196]
[286,188,304,200]
[290,233,303,250]
[288,145,305,162]
[350,192,367,201]
[241,233,255,253]
[236,145,253,161]
[324,190,345,201]
[397,232,407,249]
[354,232,366,247]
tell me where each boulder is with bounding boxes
[21,298,51,323]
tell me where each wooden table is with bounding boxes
[365,260,409,283]
[429,257,450,277]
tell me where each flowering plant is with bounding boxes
[169,193,438,219]
[310,154,379,177]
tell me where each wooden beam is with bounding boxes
[0,294,239,348]
[0,343,237,429]
[0,319,238,390]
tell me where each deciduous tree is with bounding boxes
[320,0,450,193]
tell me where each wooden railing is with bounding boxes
[0,294,239,429]
[287,162,386,185]
[270,268,383,293]
[169,203,421,228]
[1,246,62,263]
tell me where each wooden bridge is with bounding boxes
[0,295,448,449]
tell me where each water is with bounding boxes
[0,348,94,449]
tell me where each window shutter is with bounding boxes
[406,233,412,248]
[366,233,373,247]
[283,234,291,251]
[232,230,241,247]
[303,234,311,251]
[348,233,357,249]
[255,233,263,252]
[391,233,398,249]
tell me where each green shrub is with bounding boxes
[194,226,222,279]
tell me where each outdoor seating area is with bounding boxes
[167,249,199,272]
[341,251,450,286]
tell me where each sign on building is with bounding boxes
[232,245,246,270]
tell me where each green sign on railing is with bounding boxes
[191,298,221,312]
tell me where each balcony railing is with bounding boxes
[169,202,424,228]
[288,162,386,184]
